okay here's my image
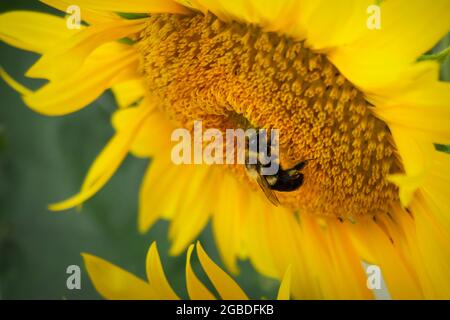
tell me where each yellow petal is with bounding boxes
[376,105,450,145]
[185,244,216,300]
[169,166,215,255]
[80,101,151,196]
[388,173,425,208]
[24,44,139,116]
[186,0,374,49]
[175,0,204,12]
[420,151,450,235]
[276,265,292,300]
[0,11,78,54]
[410,197,450,299]
[138,158,179,233]
[41,0,119,24]
[389,80,450,110]
[264,207,316,298]
[183,0,256,23]
[41,0,191,14]
[330,0,450,93]
[374,81,450,144]
[49,103,152,211]
[139,156,208,235]
[196,242,248,300]
[82,253,156,300]
[112,107,173,157]
[293,216,334,299]
[0,67,32,96]
[138,153,211,237]
[345,0,450,63]
[297,0,373,50]
[327,222,375,299]
[240,193,278,279]
[146,242,179,299]
[183,0,301,35]
[26,18,145,81]
[112,79,145,108]
[386,126,444,208]
[212,173,243,274]
[345,218,424,299]
[388,126,436,179]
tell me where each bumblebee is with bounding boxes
[244,130,309,206]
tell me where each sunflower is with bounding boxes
[1,0,450,299]
[83,241,291,300]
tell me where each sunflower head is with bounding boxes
[137,11,402,219]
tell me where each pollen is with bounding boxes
[137,13,402,220]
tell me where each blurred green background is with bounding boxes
[0,1,449,300]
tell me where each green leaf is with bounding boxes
[117,12,149,20]
[420,32,450,81]
[418,47,450,63]
[118,37,136,45]
[435,144,450,154]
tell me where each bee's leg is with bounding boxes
[289,161,307,171]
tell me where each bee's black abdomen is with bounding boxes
[267,172,304,192]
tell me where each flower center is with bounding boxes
[137,13,402,220]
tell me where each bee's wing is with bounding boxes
[255,175,280,206]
